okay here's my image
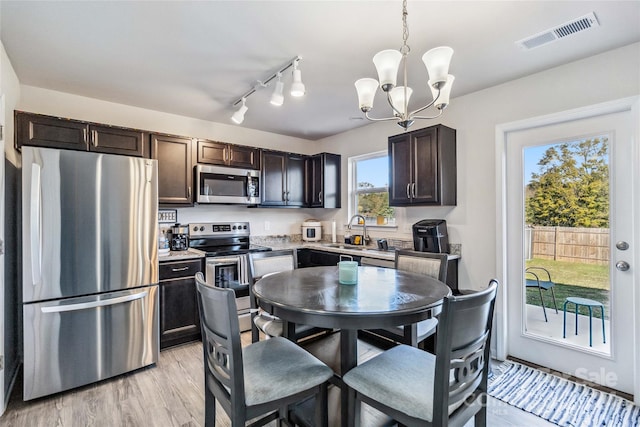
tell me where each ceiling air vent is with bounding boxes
[516,12,600,50]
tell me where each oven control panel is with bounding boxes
[189,222,250,237]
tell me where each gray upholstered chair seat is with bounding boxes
[242,337,333,406]
[343,344,464,422]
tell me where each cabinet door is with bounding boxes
[388,134,413,206]
[159,259,202,349]
[16,112,88,151]
[261,151,287,206]
[322,153,341,208]
[160,277,201,349]
[228,145,260,169]
[197,139,227,166]
[151,134,193,205]
[307,155,323,207]
[286,154,306,206]
[411,127,440,204]
[89,124,147,158]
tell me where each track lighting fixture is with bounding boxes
[231,98,248,124]
[270,73,284,106]
[290,60,305,97]
[230,56,305,125]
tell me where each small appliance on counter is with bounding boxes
[170,224,189,251]
[413,219,449,253]
[302,219,322,242]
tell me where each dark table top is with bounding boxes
[253,265,452,330]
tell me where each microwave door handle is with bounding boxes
[30,163,42,286]
[246,173,253,201]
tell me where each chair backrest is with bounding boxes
[395,249,448,282]
[249,249,298,283]
[432,279,499,423]
[195,272,246,416]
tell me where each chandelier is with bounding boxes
[354,0,455,130]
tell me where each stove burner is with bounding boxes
[188,222,271,256]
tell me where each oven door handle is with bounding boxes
[207,257,242,265]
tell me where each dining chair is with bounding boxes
[343,279,498,427]
[249,249,326,343]
[525,266,558,322]
[195,272,333,427]
[368,250,448,349]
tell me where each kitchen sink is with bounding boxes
[322,243,366,250]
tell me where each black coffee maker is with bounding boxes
[412,219,449,253]
[170,224,189,251]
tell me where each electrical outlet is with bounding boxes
[264,221,270,231]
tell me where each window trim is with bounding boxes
[348,150,397,228]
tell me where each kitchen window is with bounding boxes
[349,151,396,226]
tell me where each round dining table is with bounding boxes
[253,265,451,426]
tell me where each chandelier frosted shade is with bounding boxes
[389,86,413,115]
[429,75,455,110]
[422,46,454,88]
[373,49,403,91]
[354,78,379,111]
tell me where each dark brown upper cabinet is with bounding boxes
[15,111,148,157]
[151,134,194,206]
[388,124,456,206]
[197,139,260,170]
[260,150,306,207]
[306,153,341,208]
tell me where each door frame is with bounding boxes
[494,96,640,403]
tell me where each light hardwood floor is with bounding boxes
[1,332,553,426]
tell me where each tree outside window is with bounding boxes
[352,153,396,225]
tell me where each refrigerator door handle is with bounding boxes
[30,163,42,286]
[40,290,149,313]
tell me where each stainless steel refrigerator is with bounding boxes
[21,146,159,400]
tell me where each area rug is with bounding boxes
[488,361,640,426]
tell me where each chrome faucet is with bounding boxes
[347,215,369,246]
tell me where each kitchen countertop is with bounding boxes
[158,248,206,262]
[265,241,460,262]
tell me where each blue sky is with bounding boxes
[357,156,389,187]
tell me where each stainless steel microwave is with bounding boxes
[195,164,260,204]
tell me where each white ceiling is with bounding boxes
[2,1,639,140]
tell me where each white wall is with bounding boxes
[319,42,640,290]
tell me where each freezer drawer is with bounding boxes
[23,285,159,400]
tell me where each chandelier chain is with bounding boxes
[400,0,410,55]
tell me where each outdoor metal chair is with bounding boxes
[525,266,559,322]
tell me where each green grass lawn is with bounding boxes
[525,258,610,319]
[525,258,609,290]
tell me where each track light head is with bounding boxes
[290,61,305,97]
[231,99,248,124]
[270,74,285,106]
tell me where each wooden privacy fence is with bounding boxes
[526,226,610,265]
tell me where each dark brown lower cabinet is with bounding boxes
[159,258,203,349]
